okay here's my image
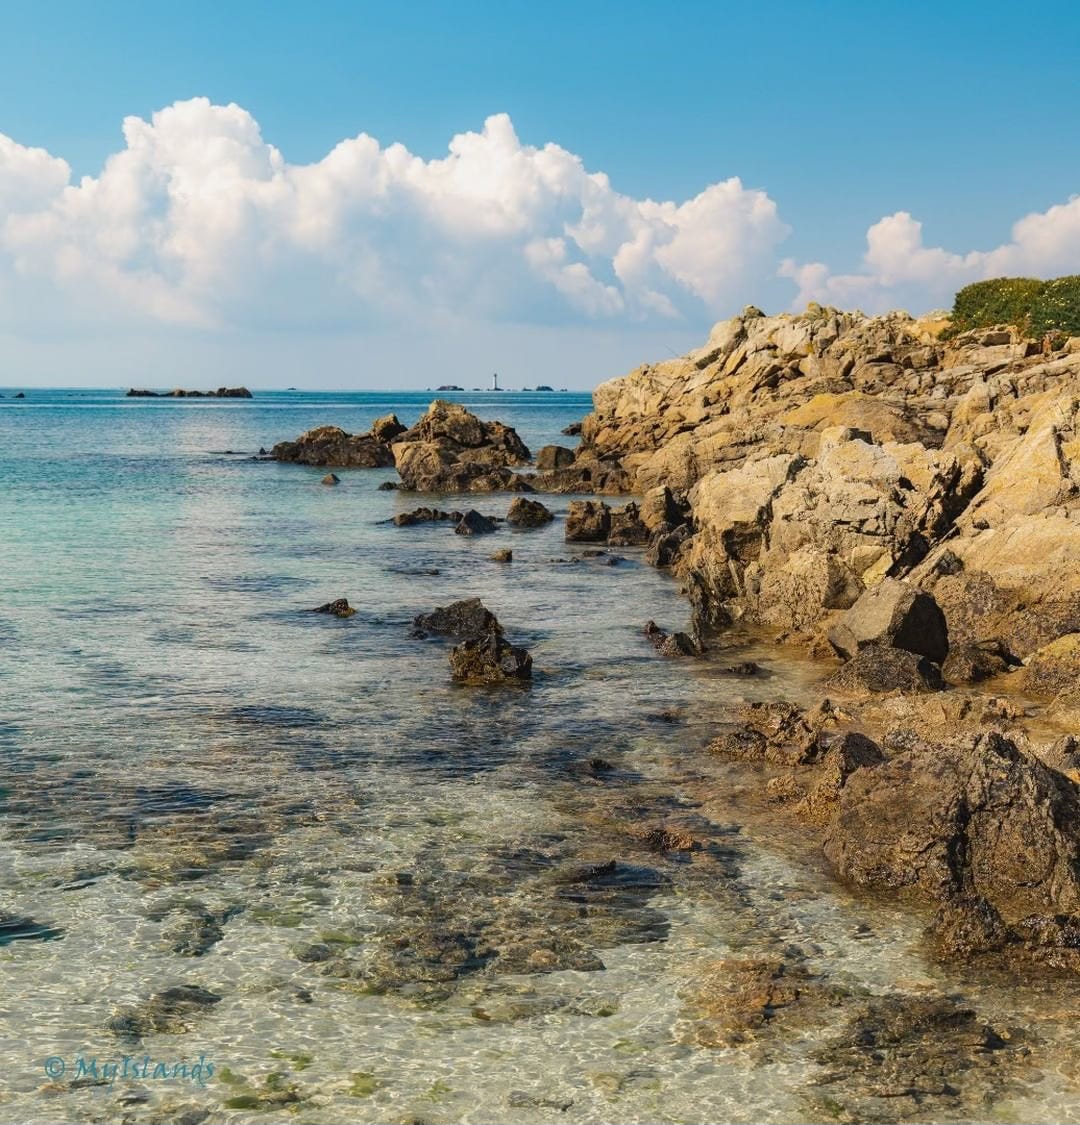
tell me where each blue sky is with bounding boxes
[2,0,1079,387]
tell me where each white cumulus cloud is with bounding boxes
[781,200,1080,313]
[0,98,790,335]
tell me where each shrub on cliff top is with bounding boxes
[950,275,1080,338]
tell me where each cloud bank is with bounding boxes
[2,97,1080,380]
[0,98,789,336]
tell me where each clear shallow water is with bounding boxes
[1,389,1079,1124]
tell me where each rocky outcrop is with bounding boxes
[565,500,611,542]
[272,423,396,468]
[643,620,702,658]
[535,445,575,470]
[392,400,531,492]
[823,731,1080,967]
[564,306,1080,669]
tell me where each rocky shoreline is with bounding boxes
[267,306,1080,980]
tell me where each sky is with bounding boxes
[1,0,1079,389]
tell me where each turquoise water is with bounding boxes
[1,390,1079,1124]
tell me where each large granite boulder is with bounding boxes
[828,578,949,663]
[535,445,575,471]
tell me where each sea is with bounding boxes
[1,388,1078,1124]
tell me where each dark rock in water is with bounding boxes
[721,661,760,676]
[13,392,25,399]
[826,642,944,693]
[412,598,502,639]
[828,578,949,664]
[312,598,356,618]
[506,497,554,527]
[321,473,340,486]
[455,510,497,535]
[450,634,532,683]
[607,502,650,546]
[392,507,463,526]
[370,413,406,442]
[565,500,610,542]
[535,444,575,471]
[377,480,399,491]
[561,421,582,436]
[942,638,1014,684]
[0,913,63,945]
[491,548,513,562]
[271,424,394,468]
[825,730,1080,966]
[644,620,702,657]
[391,400,531,492]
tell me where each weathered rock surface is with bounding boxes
[825,643,945,695]
[392,400,531,492]
[505,498,554,527]
[824,731,1080,966]
[535,445,575,470]
[450,634,533,683]
[412,598,502,639]
[392,506,463,526]
[644,620,702,658]
[828,578,949,663]
[272,424,395,468]
[565,500,611,542]
[455,510,497,535]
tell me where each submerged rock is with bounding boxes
[392,506,463,526]
[107,985,222,1041]
[449,634,533,683]
[491,548,513,562]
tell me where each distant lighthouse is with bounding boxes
[492,372,499,391]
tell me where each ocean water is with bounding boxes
[1,388,1079,1124]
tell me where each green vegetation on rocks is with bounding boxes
[949,275,1080,337]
